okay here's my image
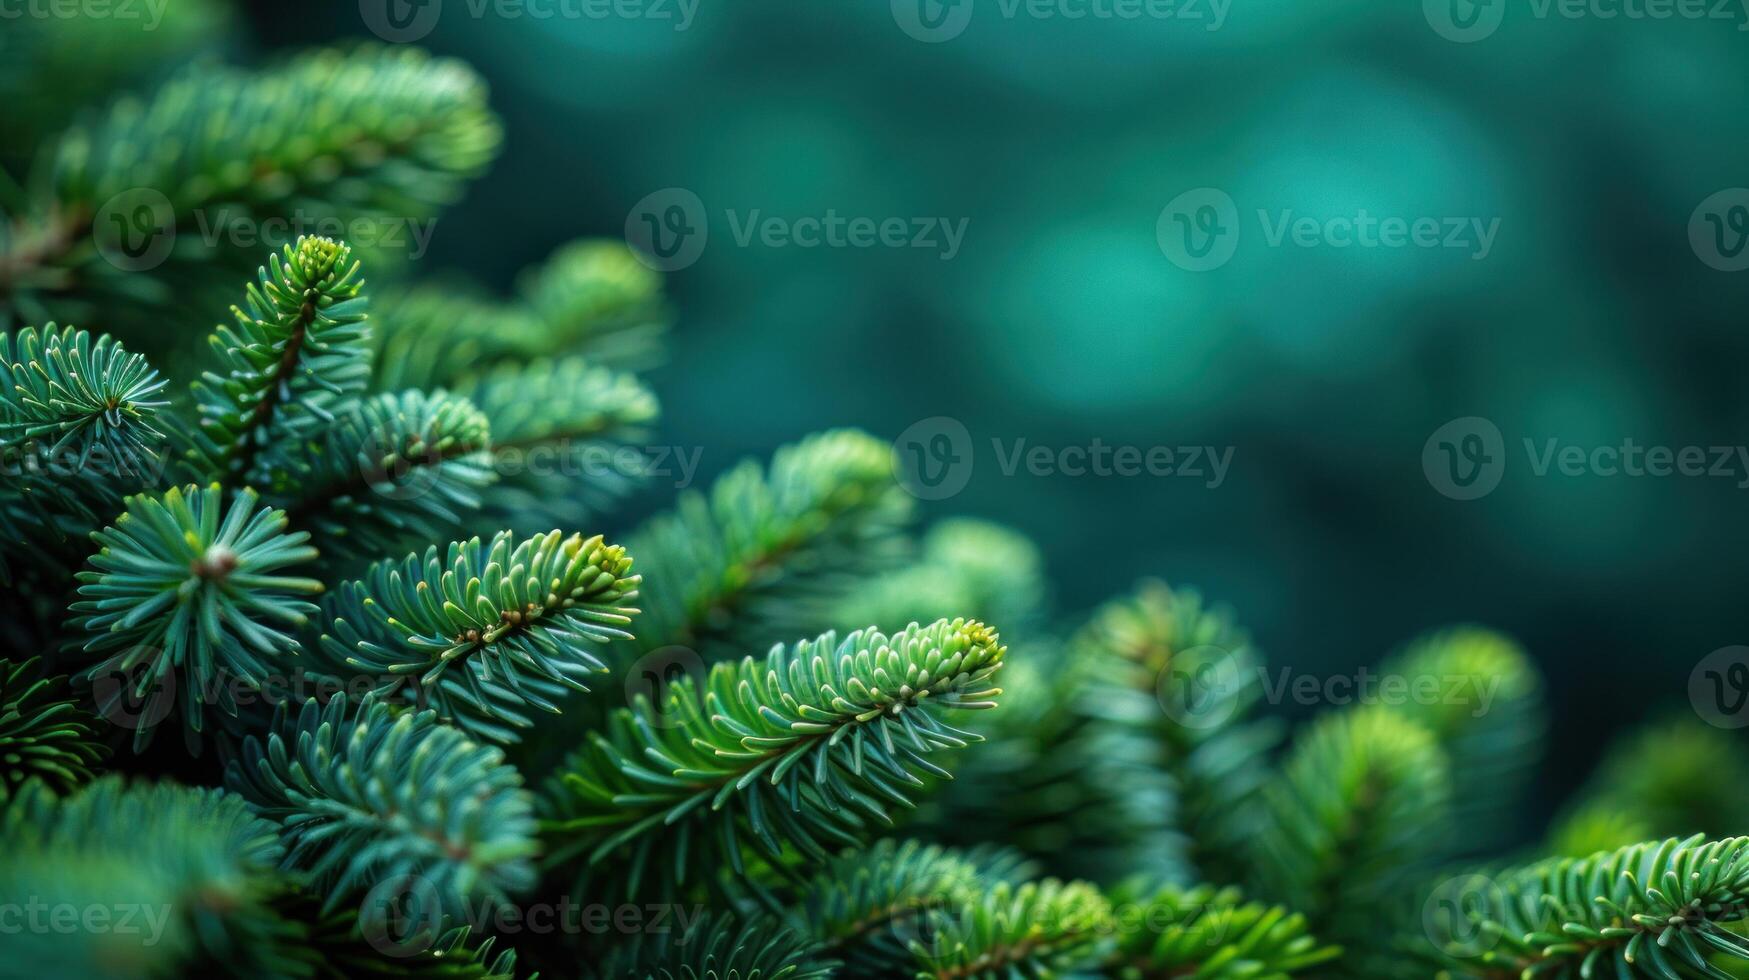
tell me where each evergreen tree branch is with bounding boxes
[833,519,1047,638]
[1102,880,1341,979]
[313,529,640,744]
[788,838,1031,978]
[274,389,496,565]
[621,428,912,661]
[1378,626,1545,861]
[450,355,658,526]
[70,484,323,751]
[540,618,1005,900]
[1248,705,1450,949]
[227,694,539,926]
[515,240,670,371]
[0,656,108,801]
[1548,719,1749,859]
[0,45,500,312]
[592,913,837,980]
[187,236,369,488]
[1427,835,1749,978]
[906,878,1112,979]
[0,775,305,979]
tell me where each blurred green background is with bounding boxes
[46,0,1749,815]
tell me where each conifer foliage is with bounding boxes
[1,14,1744,980]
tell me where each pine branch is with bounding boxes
[450,355,658,525]
[0,0,228,162]
[313,529,640,744]
[1549,719,1749,858]
[1379,626,1544,860]
[0,324,169,563]
[70,484,323,751]
[1075,580,1282,886]
[594,913,837,980]
[1248,706,1451,949]
[274,389,496,565]
[1425,835,1749,978]
[901,649,1185,885]
[269,886,527,980]
[0,322,168,477]
[515,239,670,371]
[368,239,669,394]
[540,618,1006,900]
[0,656,108,801]
[622,428,912,660]
[368,283,543,394]
[226,694,539,926]
[906,878,1112,979]
[187,236,369,488]
[0,775,305,979]
[0,45,500,313]
[834,519,1047,638]
[912,580,1274,885]
[788,838,1027,977]
[1102,880,1341,980]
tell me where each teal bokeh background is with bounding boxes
[246,0,1749,812]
